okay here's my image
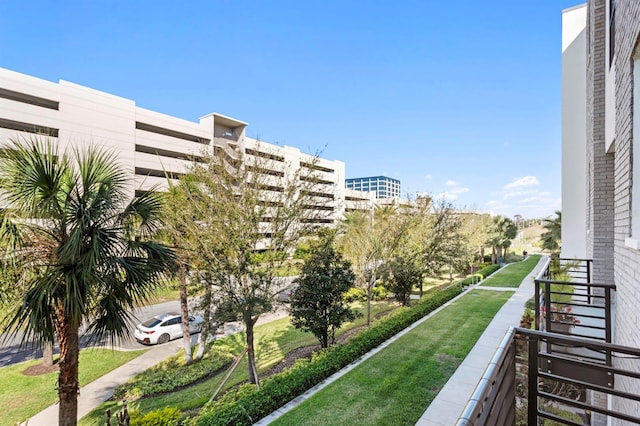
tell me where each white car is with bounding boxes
[134,313,203,345]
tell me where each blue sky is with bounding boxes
[1,1,582,218]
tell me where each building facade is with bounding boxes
[0,68,373,231]
[345,175,401,199]
[562,0,640,420]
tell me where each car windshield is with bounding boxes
[141,317,163,328]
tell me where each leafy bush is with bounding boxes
[192,285,463,426]
[130,407,182,426]
[343,287,366,303]
[113,347,233,399]
[460,264,501,286]
[525,297,535,310]
[372,285,389,301]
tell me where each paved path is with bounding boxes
[416,255,548,426]
[24,309,289,426]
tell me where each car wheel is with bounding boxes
[157,333,170,344]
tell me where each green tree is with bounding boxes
[0,137,175,426]
[161,182,199,364]
[290,231,358,348]
[417,200,466,281]
[541,211,562,252]
[381,256,421,306]
[340,205,413,326]
[404,198,468,294]
[486,215,517,263]
[165,143,327,385]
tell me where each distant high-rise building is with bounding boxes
[345,176,400,199]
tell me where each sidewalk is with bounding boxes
[415,255,547,426]
[25,309,289,426]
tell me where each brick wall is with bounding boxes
[587,0,615,286]
[591,0,640,422]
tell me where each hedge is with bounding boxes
[460,263,502,286]
[191,284,463,426]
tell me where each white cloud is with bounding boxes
[435,183,469,202]
[424,174,433,180]
[436,191,459,201]
[504,176,540,190]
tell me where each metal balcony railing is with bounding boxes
[456,257,639,426]
[534,257,614,344]
[458,328,640,425]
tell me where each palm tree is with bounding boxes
[541,211,562,252]
[0,137,175,426]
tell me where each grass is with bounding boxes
[79,300,397,425]
[480,255,542,288]
[271,289,512,426]
[0,348,147,426]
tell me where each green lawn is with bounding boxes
[272,290,511,426]
[0,348,147,426]
[480,255,542,288]
[79,301,397,425]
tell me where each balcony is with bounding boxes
[456,257,640,425]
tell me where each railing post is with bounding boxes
[606,287,613,356]
[528,333,538,426]
[587,258,592,305]
[544,282,552,334]
[534,280,540,330]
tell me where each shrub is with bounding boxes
[130,407,182,426]
[343,287,366,303]
[113,347,233,399]
[192,285,463,426]
[372,285,389,301]
[460,264,501,286]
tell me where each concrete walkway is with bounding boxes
[416,255,547,426]
[24,310,288,426]
[256,256,547,425]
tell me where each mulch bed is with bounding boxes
[22,362,59,376]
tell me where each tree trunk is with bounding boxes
[246,317,259,385]
[57,316,80,426]
[179,264,193,365]
[366,286,372,327]
[42,340,54,367]
[195,284,213,361]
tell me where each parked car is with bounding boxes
[276,286,298,303]
[134,313,203,345]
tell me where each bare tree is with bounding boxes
[339,204,414,325]
[165,142,331,385]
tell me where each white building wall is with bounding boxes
[561,5,588,259]
[0,67,358,230]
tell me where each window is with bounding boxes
[629,44,640,248]
[0,118,59,137]
[609,0,616,67]
[136,122,209,144]
[0,88,59,110]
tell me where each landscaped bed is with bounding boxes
[80,260,512,425]
[79,301,398,425]
[270,289,511,426]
